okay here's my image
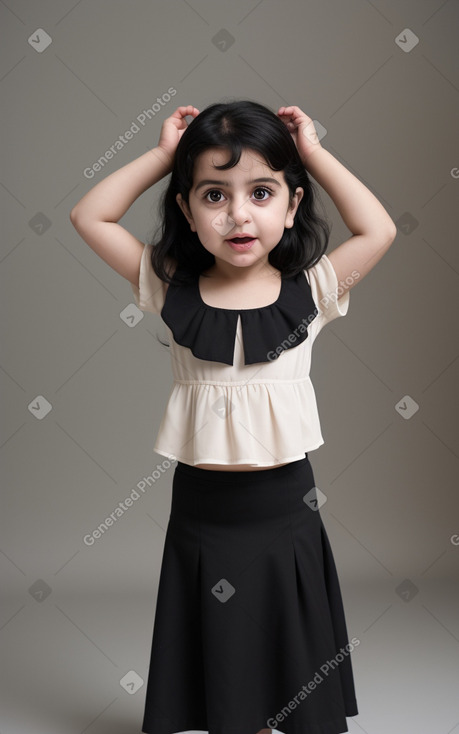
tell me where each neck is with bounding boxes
[206,257,280,281]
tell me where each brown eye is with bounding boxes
[203,187,273,203]
[205,190,224,202]
[253,187,271,200]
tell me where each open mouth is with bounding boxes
[227,237,256,249]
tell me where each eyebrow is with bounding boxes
[194,177,282,192]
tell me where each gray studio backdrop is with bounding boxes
[1,1,458,733]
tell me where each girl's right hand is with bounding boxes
[157,105,200,163]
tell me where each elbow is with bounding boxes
[376,218,397,248]
[386,221,398,246]
[70,206,88,229]
[69,207,79,224]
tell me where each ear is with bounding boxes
[284,187,304,229]
[176,193,196,232]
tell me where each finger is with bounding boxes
[181,105,200,116]
[279,105,303,119]
[171,105,198,119]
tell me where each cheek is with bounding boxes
[196,208,213,224]
[196,218,220,247]
[266,205,287,225]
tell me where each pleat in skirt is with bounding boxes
[141,454,359,734]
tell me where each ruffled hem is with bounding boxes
[153,447,324,467]
[151,379,325,467]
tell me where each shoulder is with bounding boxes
[303,253,350,327]
[144,244,177,287]
[131,245,178,314]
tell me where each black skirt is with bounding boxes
[142,454,359,734]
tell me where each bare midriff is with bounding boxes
[194,462,291,472]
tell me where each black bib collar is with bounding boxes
[160,267,319,365]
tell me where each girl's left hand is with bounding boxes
[277,106,322,163]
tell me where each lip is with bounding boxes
[226,233,255,240]
[227,238,256,251]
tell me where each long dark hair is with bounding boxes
[148,99,330,286]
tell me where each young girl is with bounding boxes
[70,102,396,734]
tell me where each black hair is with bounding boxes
[147,98,330,286]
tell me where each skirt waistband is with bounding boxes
[175,453,309,484]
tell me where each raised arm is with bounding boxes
[302,146,397,287]
[70,105,200,287]
[277,105,397,289]
[69,146,173,286]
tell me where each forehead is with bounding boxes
[192,147,285,182]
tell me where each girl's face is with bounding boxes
[176,147,303,272]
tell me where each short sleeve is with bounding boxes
[130,243,167,314]
[304,253,350,337]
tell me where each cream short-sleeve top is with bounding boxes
[130,244,350,467]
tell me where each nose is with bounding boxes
[227,194,252,225]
